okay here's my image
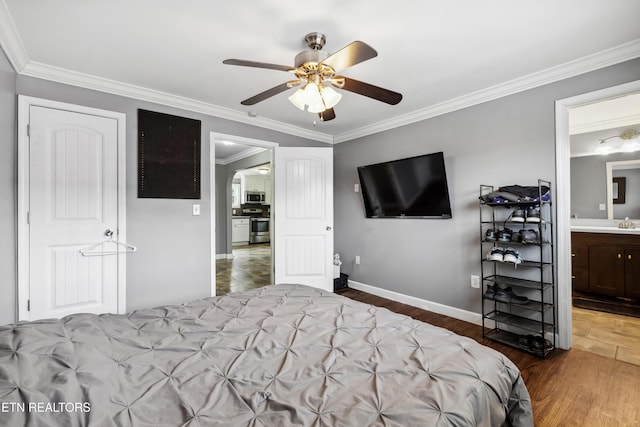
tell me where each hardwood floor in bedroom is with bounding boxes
[338,288,640,427]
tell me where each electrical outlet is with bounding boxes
[355,255,361,265]
[599,203,606,211]
[470,275,480,288]
[354,183,360,192]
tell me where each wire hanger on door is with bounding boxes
[79,229,137,257]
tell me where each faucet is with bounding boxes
[618,217,636,229]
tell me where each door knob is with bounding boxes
[326,226,332,231]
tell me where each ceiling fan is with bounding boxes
[223,32,402,122]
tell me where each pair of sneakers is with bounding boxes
[486,247,522,265]
[511,207,541,223]
[485,228,513,242]
[484,284,529,304]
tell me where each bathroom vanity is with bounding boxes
[571,226,640,300]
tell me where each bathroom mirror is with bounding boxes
[569,92,640,222]
[606,159,640,219]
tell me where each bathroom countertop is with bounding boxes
[571,225,640,234]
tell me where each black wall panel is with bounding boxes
[138,109,201,199]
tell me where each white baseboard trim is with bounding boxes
[215,254,234,260]
[348,280,482,326]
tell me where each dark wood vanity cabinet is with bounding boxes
[572,232,640,299]
[571,243,589,292]
[624,248,640,299]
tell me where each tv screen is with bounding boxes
[357,152,452,219]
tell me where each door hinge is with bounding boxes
[26,211,30,224]
[27,299,30,311]
[27,123,30,137]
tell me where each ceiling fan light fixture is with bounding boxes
[321,85,342,109]
[288,81,338,113]
[288,89,307,110]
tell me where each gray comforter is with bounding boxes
[0,284,533,426]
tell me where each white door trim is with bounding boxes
[209,132,279,297]
[17,96,127,321]
[554,79,640,349]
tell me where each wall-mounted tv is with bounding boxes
[357,151,452,219]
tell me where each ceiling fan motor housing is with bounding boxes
[294,49,329,69]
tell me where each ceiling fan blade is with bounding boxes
[223,59,293,72]
[319,108,336,122]
[321,41,377,73]
[334,77,403,105]
[240,82,292,105]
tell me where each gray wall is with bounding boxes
[3,67,322,322]
[0,49,17,324]
[613,167,640,219]
[570,152,640,219]
[334,58,640,313]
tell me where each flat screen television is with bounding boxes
[357,152,452,218]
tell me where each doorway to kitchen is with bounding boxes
[222,164,273,295]
[211,133,276,296]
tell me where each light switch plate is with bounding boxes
[193,204,201,216]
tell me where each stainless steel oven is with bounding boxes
[249,217,270,244]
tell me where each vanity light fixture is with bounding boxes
[596,129,640,154]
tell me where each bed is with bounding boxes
[0,284,532,426]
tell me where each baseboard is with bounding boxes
[215,254,234,260]
[347,280,482,326]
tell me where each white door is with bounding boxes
[24,102,124,320]
[274,147,334,291]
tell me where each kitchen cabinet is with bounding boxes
[232,217,250,244]
[571,232,640,299]
[242,174,272,204]
[244,175,264,192]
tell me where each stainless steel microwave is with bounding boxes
[245,191,265,203]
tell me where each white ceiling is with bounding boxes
[1,0,640,145]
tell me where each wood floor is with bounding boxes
[339,288,640,427]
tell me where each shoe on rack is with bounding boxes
[484,284,497,300]
[511,208,525,223]
[487,247,505,262]
[519,229,539,244]
[525,207,541,223]
[529,335,553,352]
[497,228,513,242]
[518,334,531,349]
[503,248,522,265]
[511,231,522,243]
[494,286,529,305]
[485,228,498,241]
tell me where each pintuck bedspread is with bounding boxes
[0,284,533,426]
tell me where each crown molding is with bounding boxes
[215,146,267,165]
[0,0,28,71]
[333,39,640,144]
[570,113,640,135]
[2,0,638,147]
[17,61,334,144]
